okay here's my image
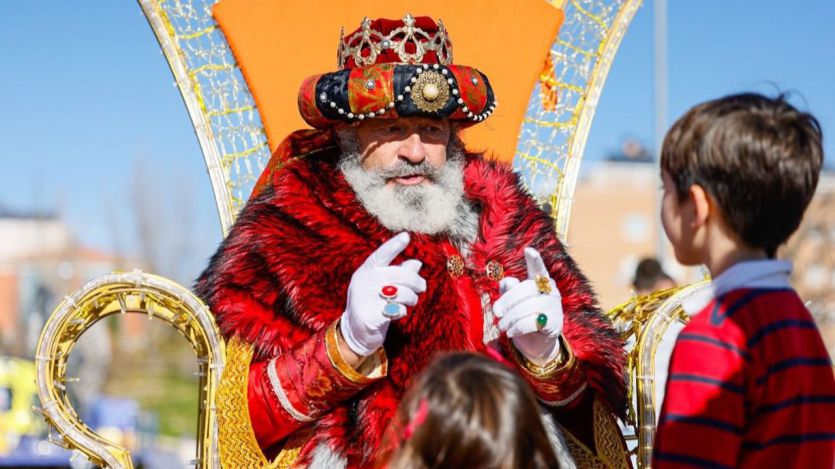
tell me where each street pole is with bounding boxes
[653,0,668,264]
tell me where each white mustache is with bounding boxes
[376,161,439,180]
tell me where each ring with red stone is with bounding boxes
[379,285,398,301]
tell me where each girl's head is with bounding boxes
[384,352,560,469]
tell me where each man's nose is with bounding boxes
[398,132,426,164]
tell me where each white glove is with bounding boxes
[340,232,426,356]
[493,247,563,363]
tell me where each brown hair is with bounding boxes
[382,352,560,469]
[633,257,675,292]
[661,93,823,257]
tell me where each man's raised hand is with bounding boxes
[340,232,426,356]
[493,247,563,363]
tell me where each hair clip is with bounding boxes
[403,398,429,440]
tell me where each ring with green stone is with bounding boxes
[536,313,548,331]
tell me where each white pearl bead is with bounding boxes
[422,83,440,101]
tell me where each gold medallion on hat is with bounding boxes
[411,71,450,113]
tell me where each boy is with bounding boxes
[652,93,835,468]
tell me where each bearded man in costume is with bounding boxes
[196,14,628,468]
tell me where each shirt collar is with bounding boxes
[681,259,793,316]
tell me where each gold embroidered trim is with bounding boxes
[218,336,308,468]
[563,428,608,469]
[326,321,388,384]
[538,382,588,407]
[218,336,269,467]
[593,399,630,469]
[267,356,315,423]
[512,335,575,378]
[560,399,629,469]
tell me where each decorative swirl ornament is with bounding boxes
[410,71,450,113]
[34,271,225,469]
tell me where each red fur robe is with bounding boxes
[195,145,626,466]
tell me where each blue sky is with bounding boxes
[1,1,833,283]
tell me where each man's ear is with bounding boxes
[688,184,711,229]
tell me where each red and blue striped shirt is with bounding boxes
[653,260,835,468]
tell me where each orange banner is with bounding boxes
[213,0,564,163]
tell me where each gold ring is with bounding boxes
[535,275,551,295]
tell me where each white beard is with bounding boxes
[337,132,479,247]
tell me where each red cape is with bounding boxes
[196,144,626,464]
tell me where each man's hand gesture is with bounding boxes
[340,232,426,357]
[493,248,563,363]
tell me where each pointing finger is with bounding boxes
[524,247,549,280]
[365,232,411,267]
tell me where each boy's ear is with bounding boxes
[688,184,711,228]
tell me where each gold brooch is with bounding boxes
[411,71,450,113]
[485,261,504,282]
[447,255,465,278]
[535,275,552,295]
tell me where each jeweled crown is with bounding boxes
[337,14,453,70]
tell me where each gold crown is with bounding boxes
[337,14,453,70]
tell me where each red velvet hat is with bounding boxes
[297,14,497,128]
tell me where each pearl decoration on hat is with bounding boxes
[422,83,440,101]
[314,64,496,122]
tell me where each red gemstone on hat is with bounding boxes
[381,285,398,297]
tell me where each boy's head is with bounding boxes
[633,257,676,295]
[661,93,823,263]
